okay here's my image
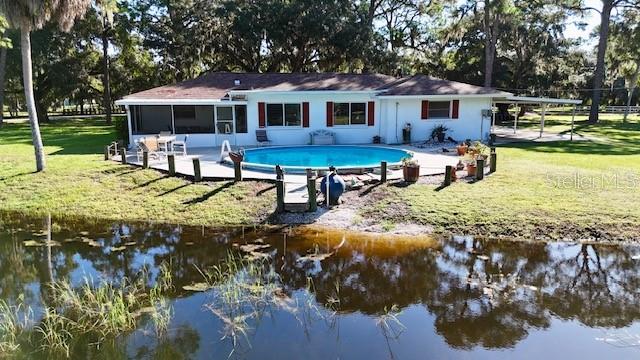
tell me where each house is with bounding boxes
[115,72,514,148]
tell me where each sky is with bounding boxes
[563,0,601,48]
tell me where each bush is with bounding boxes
[114,116,129,146]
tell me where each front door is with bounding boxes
[215,106,235,146]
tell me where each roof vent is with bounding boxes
[234,79,241,86]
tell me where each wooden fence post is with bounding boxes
[306,168,317,212]
[168,154,175,176]
[142,151,149,169]
[104,146,110,160]
[119,149,126,164]
[276,165,285,213]
[490,147,497,173]
[234,162,242,182]
[193,157,202,182]
[476,158,485,181]
[381,161,387,183]
[444,165,452,186]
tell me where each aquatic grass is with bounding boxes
[0,298,31,354]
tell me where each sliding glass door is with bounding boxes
[215,106,235,145]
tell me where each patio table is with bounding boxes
[156,135,176,153]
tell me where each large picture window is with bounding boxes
[428,101,451,118]
[174,105,214,134]
[266,103,301,127]
[334,102,367,125]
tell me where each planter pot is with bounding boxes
[466,164,477,177]
[456,145,468,156]
[403,166,420,183]
[229,151,244,163]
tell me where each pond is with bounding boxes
[1,212,640,359]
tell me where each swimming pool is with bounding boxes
[241,145,411,171]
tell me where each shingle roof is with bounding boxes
[382,75,510,96]
[122,72,506,100]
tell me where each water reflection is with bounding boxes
[1,213,640,358]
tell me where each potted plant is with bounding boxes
[456,143,468,156]
[430,124,450,143]
[373,135,381,144]
[402,157,420,183]
[463,153,477,176]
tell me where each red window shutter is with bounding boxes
[452,100,459,119]
[258,102,266,128]
[326,102,334,127]
[367,101,375,126]
[302,102,310,127]
[421,100,429,119]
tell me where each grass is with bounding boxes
[0,264,174,357]
[0,119,275,226]
[362,117,640,241]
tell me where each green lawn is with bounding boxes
[363,118,640,241]
[0,119,275,225]
[1,117,639,241]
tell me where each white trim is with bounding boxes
[502,96,582,105]
[115,98,248,106]
[229,90,382,95]
[378,93,511,100]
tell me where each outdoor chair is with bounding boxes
[172,135,189,156]
[136,137,167,162]
[256,130,272,147]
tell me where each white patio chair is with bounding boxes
[172,135,189,156]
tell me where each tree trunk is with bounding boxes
[21,30,46,172]
[589,1,614,124]
[101,26,112,125]
[0,46,6,127]
[483,2,497,88]
[623,61,640,123]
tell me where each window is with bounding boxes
[235,105,247,133]
[216,106,234,134]
[174,105,214,134]
[266,103,301,127]
[334,102,367,125]
[130,105,172,135]
[428,101,451,118]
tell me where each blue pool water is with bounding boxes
[242,145,411,170]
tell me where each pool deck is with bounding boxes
[117,144,459,184]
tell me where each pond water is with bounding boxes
[1,213,640,359]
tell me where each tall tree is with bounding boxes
[0,0,91,172]
[574,0,640,123]
[608,9,640,122]
[480,0,514,87]
[0,16,11,128]
[95,0,118,125]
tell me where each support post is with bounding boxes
[539,103,546,138]
[119,149,126,164]
[513,106,519,134]
[570,105,576,141]
[234,162,242,182]
[444,165,453,186]
[306,168,317,212]
[276,165,285,213]
[476,158,485,181]
[142,151,149,169]
[490,147,497,173]
[381,161,387,183]
[168,154,175,176]
[104,146,110,160]
[192,157,201,182]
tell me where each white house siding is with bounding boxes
[241,92,382,146]
[126,94,492,147]
[381,97,492,144]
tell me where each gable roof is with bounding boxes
[120,72,507,101]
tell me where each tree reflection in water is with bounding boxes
[1,213,640,357]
